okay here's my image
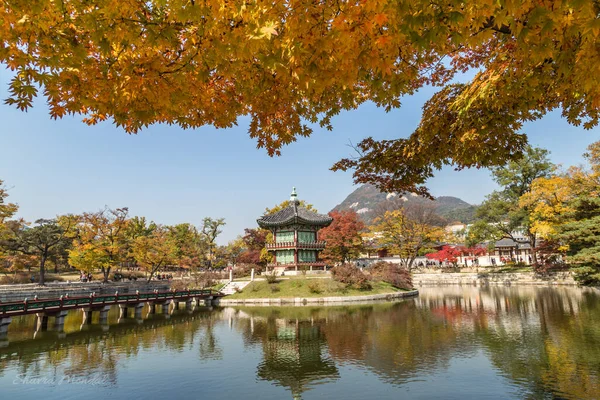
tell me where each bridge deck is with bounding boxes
[0,289,224,317]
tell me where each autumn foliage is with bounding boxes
[426,246,487,266]
[3,2,600,193]
[319,210,365,265]
[331,264,371,290]
[369,261,412,290]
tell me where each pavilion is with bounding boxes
[257,188,333,275]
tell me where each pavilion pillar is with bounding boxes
[0,317,11,340]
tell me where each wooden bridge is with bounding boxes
[0,289,225,339]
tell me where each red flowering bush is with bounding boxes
[370,261,413,290]
[331,264,372,290]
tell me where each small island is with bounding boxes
[223,276,417,303]
[218,188,418,305]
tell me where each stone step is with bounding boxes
[221,281,251,295]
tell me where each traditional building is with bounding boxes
[493,237,533,263]
[257,188,333,275]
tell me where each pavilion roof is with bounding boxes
[257,188,333,228]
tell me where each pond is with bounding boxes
[0,286,599,399]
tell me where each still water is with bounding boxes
[1,286,599,399]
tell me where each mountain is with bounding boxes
[331,184,478,225]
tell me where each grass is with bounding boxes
[226,277,406,299]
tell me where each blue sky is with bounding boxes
[1,68,599,243]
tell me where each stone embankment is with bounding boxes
[413,272,576,286]
[215,289,419,306]
[0,281,170,302]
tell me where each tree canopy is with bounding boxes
[319,210,365,265]
[4,1,600,192]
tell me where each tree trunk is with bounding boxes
[408,257,415,272]
[102,266,111,283]
[530,235,537,266]
[147,265,159,283]
[39,254,47,286]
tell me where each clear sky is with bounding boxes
[1,67,599,244]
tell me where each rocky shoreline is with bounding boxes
[413,271,577,286]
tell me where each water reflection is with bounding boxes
[0,287,599,399]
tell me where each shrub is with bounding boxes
[331,264,372,290]
[265,271,278,284]
[270,284,280,293]
[370,261,412,290]
[307,280,322,294]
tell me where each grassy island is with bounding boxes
[226,277,408,300]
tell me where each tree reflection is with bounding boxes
[0,306,224,385]
[233,286,600,399]
[1,287,599,399]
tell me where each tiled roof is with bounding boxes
[494,238,532,249]
[257,202,333,228]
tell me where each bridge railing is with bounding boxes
[0,289,223,317]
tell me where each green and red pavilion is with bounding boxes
[257,188,333,275]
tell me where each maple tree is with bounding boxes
[168,222,206,269]
[131,225,178,282]
[426,246,462,267]
[238,228,269,266]
[70,207,130,282]
[5,2,598,192]
[518,175,575,239]
[319,210,365,265]
[426,245,487,267]
[369,204,444,271]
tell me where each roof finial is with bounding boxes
[290,187,299,203]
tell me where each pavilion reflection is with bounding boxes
[233,310,339,399]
